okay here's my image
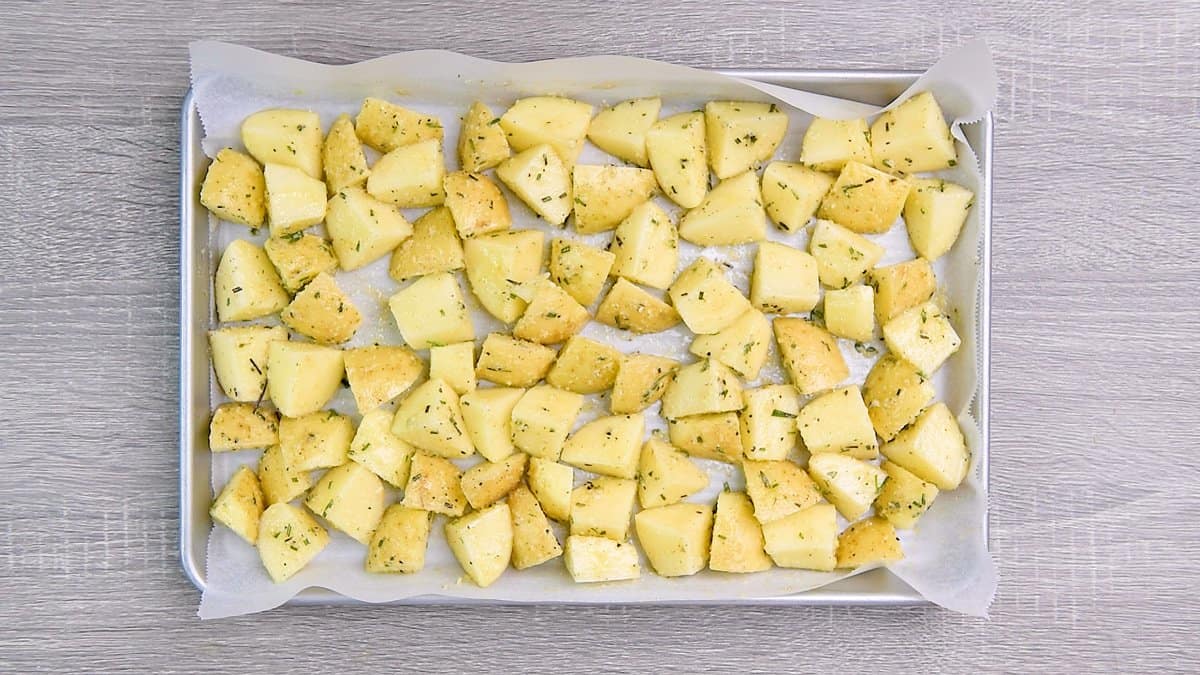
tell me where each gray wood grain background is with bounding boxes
[1,1,1197,672]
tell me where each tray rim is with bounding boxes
[179,67,992,607]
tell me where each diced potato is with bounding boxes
[678,171,767,246]
[817,161,911,234]
[348,409,415,487]
[280,272,362,344]
[209,403,279,451]
[499,96,594,168]
[570,476,637,540]
[343,345,424,413]
[587,97,661,167]
[391,378,474,459]
[354,97,442,153]
[400,452,468,516]
[870,258,936,325]
[474,333,557,387]
[461,453,527,509]
[904,178,973,261]
[322,114,370,195]
[609,200,678,289]
[512,279,590,345]
[443,171,511,239]
[510,385,583,460]
[760,161,834,233]
[263,234,338,293]
[256,503,329,583]
[749,241,820,315]
[325,187,412,270]
[241,108,322,179]
[257,443,312,505]
[548,238,615,306]
[546,336,621,394]
[646,111,707,208]
[880,402,968,489]
[214,240,290,322]
[458,101,510,172]
[429,342,476,395]
[365,505,432,574]
[760,503,837,571]
[389,206,464,282]
[209,465,264,544]
[824,285,875,342]
[304,462,386,544]
[445,502,513,588]
[743,459,823,524]
[874,461,939,529]
[208,325,287,402]
[881,301,961,375]
[739,385,800,461]
[797,386,878,459]
[808,219,886,289]
[773,318,848,395]
[264,163,327,237]
[200,148,265,228]
[595,278,680,334]
[610,353,679,414]
[266,341,344,418]
[388,272,475,350]
[668,257,752,335]
[705,100,788,178]
[495,144,573,225]
[667,412,743,463]
[660,359,743,419]
[799,117,873,172]
[836,517,904,568]
[862,353,934,441]
[571,164,657,234]
[689,308,770,379]
[563,535,640,583]
[459,387,524,462]
[635,503,714,577]
[367,139,446,208]
[462,230,544,322]
[509,483,563,569]
[709,490,772,573]
[807,453,888,520]
[279,409,354,472]
[560,414,645,479]
[870,91,957,173]
[527,457,574,522]
[637,437,708,507]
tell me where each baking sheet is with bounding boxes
[182,41,997,618]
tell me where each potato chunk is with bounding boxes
[564,535,640,583]
[874,461,939,529]
[760,161,834,233]
[705,101,788,179]
[881,301,961,375]
[799,117,873,172]
[257,503,329,583]
[461,452,527,510]
[263,233,338,293]
[870,258,936,325]
[388,272,474,350]
[808,219,886,289]
[688,308,770,379]
[510,385,583,460]
[429,341,476,395]
[214,240,289,322]
[348,408,415,488]
[836,517,904,568]
[560,414,645,479]
[400,452,468,516]
[739,384,800,461]
[325,187,412,270]
[570,476,637,540]
[587,97,661,167]
[678,171,767,246]
[322,114,370,194]
[749,241,819,314]
[241,108,322,179]
[709,490,772,573]
[257,444,311,505]
[798,385,878,459]
[343,345,423,413]
[391,378,474,459]
[773,318,848,396]
[367,139,446,208]
[635,503,714,577]
[443,170,511,239]
[807,453,888,520]
[509,483,563,569]
[761,503,837,571]
[200,148,265,228]
[459,387,524,462]
[880,402,968,490]
[495,144,573,226]
[389,206,464,282]
[266,341,344,418]
[475,333,556,387]
[637,437,708,508]
[208,325,287,402]
[463,230,544,322]
[209,402,279,451]
[743,459,823,524]
[279,409,354,472]
[445,502,513,588]
[499,96,594,167]
[458,101,510,172]
[904,178,973,260]
[571,164,657,234]
[660,359,743,419]
[646,111,707,208]
[264,163,327,237]
[280,272,361,344]
[862,353,934,441]
[512,280,590,345]
[824,285,875,342]
[610,352,679,414]
[667,412,743,463]
[817,161,911,234]
[548,238,615,306]
[870,91,957,173]
[609,200,678,289]
[366,505,432,574]
[595,278,680,334]
[304,462,386,544]
[355,97,443,153]
[668,257,752,335]
[546,336,621,394]
[209,465,264,544]
[527,457,574,522]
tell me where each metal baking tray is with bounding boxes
[180,68,992,606]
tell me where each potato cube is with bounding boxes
[637,437,708,507]
[564,535,640,583]
[836,517,904,568]
[256,503,329,583]
[739,385,800,461]
[389,206,464,282]
[510,385,583,460]
[459,387,524,462]
[500,96,594,168]
[609,200,678,289]
[388,272,474,350]
[546,336,621,394]
[208,325,287,403]
[443,170,511,239]
[391,378,474,459]
[595,278,681,334]
[475,333,556,387]
[904,178,973,260]
[871,91,957,173]
[429,342,476,395]
[279,409,354,472]
[495,144,573,225]
[264,163,327,237]
[200,148,265,228]
[824,285,875,342]
[668,257,752,335]
[241,108,322,180]
[348,409,415,488]
[560,414,645,479]
[587,97,661,167]
[209,465,264,544]
[808,219,886,289]
[635,503,714,577]
[750,241,819,314]
[266,341,344,417]
[305,462,386,544]
[343,345,424,413]
[881,301,961,375]
[880,402,968,490]
[817,161,911,234]
[743,459,823,524]
[870,258,936,325]
[709,490,772,573]
[798,386,878,459]
[760,161,834,233]
[354,97,442,153]
[799,117,873,172]
[280,272,362,344]
[528,457,574,522]
[445,502,513,588]
[325,187,413,270]
[678,171,767,246]
[214,240,289,322]
[548,238,615,306]
[463,230,544,322]
[509,483,563,569]
[257,444,312,505]
[461,453,527,510]
[322,114,370,194]
[264,233,338,293]
[646,111,707,208]
[862,353,934,441]
[773,318,848,395]
[705,101,788,179]
[209,403,279,451]
[874,461,939,529]
[400,452,468,516]
[366,505,432,574]
[513,280,590,345]
[661,359,744,419]
[610,353,679,414]
[689,308,770,379]
[667,412,743,463]
[367,139,446,208]
[570,476,637,540]
[571,164,657,234]
[458,101,510,172]
[761,503,837,571]
[807,453,888,520]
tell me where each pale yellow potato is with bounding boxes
[773,318,848,396]
[445,502,513,588]
[474,333,557,388]
[200,148,265,228]
[660,359,743,419]
[512,279,590,345]
[587,97,660,167]
[570,476,637,540]
[429,341,476,395]
[209,465,264,545]
[880,402,969,490]
[391,378,474,459]
[609,200,678,289]
[367,139,446,208]
[499,96,594,167]
[257,444,312,505]
[595,278,681,334]
[836,516,904,569]
[870,91,957,173]
[637,437,708,508]
[389,206,465,282]
[462,230,544,322]
[458,101,510,172]
[209,402,279,451]
[705,100,788,179]
[799,117,873,172]
[646,111,707,208]
[348,409,415,488]
[400,452,468,516]
[547,238,615,306]
[343,345,423,413]
[862,353,935,441]
[366,505,432,574]
[264,163,327,237]
[807,452,888,520]
[668,257,752,335]
[325,187,412,270]
[257,503,329,583]
[279,409,354,472]
[823,285,875,342]
[214,239,289,322]
[443,170,511,239]
[807,219,886,289]
[241,108,323,179]
[527,457,574,522]
[560,414,645,479]
[635,502,713,577]
[509,483,563,570]
[797,386,878,459]
[689,308,770,379]
[817,161,911,234]
[761,503,837,571]
[208,325,286,403]
[667,412,743,463]
[280,272,361,344]
[263,233,338,293]
[881,301,961,375]
[545,336,621,394]
[571,164,657,234]
[610,352,679,414]
[387,272,475,350]
[266,341,344,418]
[354,97,443,153]
[904,178,973,260]
[321,114,370,195]
[709,490,772,573]
[750,241,820,314]
[459,387,524,463]
[563,535,640,583]
[678,171,767,246]
[874,461,939,529]
[739,384,800,462]
[495,144,573,225]
[510,385,583,460]
[760,161,834,233]
[460,453,527,510]
[304,461,386,544]
[870,258,937,325]
[743,459,823,524]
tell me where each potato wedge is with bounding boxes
[200,148,266,228]
[587,97,660,167]
[495,144,573,226]
[304,461,386,544]
[499,96,593,167]
[709,490,772,573]
[209,465,264,545]
[571,164,657,234]
[560,414,645,479]
[367,139,446,208]
[208,325,287,403]
[366,505,432,574]
[595,278,681,334]
[343,345,424,413]
[280,272,361,345]
[389,206,465,282]
[355,97,442,153]
[610,352,679,414]
[668,257,752,335]
[678,171,767,246]
[257,503,329,583]
[548,238,615,306]
[443,170,511,238]
[459,387,524,462]
[609,200,678,289]
[646,111,707,208]
[241,108,322,179]
[510,385,583,460]
[391,378,474,459]
[773,318,848,396]
[509,483,563,570]
[325,187,412,270]
[799,117,873,172]
[388,272,475,350]
[635,503,713,577]
[458,101,510,172]
[760,161,834,233]
[836,517,904,568]
[322,114,370,194]
[214,240,290,322]
[445,502,513,588]
[400,452,468,516]
[266,341,344,418]
[637,437,708,508]
[209,402,279,451]
[660,358,743,419]
[462,230,544,323]
[475,333,556,387]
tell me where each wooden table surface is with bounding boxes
[2,1,1197,672]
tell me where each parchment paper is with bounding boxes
[190,40,998,619]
